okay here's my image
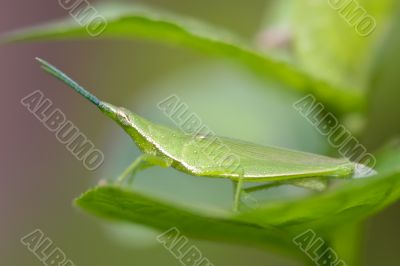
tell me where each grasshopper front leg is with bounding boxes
[117,154,172,184]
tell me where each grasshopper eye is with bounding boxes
[117,108,131,125]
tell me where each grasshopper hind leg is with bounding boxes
[243,178,328,194]
[232,178,244,212]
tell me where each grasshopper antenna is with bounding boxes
[35,57,117,116]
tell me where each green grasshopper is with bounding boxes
[36,58,371,211]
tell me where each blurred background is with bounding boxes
[1,0,399,265]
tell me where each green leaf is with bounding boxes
[3,3,363,114]
[330,223,364,266]
[292,0,398,90]
[75,185,303,258]
[237,173,400,230]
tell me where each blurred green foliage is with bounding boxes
[5,0,400,265]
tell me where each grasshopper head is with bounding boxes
[99,102,135,128]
